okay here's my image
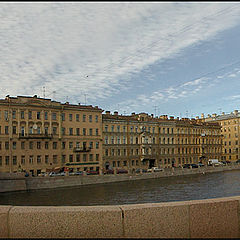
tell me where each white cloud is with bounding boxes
[1,2,240,106]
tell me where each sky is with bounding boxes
[2,2,240,118]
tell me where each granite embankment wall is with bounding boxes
[0,195,240,238]
[1,164,240,193]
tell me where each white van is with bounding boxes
[208,159,223,166]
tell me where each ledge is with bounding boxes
[0,196,240,238]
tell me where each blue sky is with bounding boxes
[1,2,240,118]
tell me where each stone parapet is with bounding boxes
[0,196,240,238]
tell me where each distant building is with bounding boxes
[205,110,240,162]
[102,111,222,172]
[0,95,223,175]
[0,95,103,175]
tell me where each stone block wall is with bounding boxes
[0,196,240,238]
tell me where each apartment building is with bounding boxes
[0,95,103,175]
[102,111,222,173]
[205,110,240,162]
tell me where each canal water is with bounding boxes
[0,170,240,206]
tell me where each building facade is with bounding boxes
[205,110,240,162]
[0,95,103,175]
[102,111,222,173]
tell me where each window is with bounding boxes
[89,142,93,149]
[89,115,92,122]
[12,156,17,165]
[89,154,93,161]
[21,141,25,150]
[12,110,16,119]
[61,127,65,135]
[52,127,57,135]
[76,114,79,122]
[44,112,48,120]
[53,155,58,163]
[95,115,98,123]
[105,136,108,144]
[4,110,8,121]
[96,142,99,149]
[53,142,57,149]
[61,155,65,163]
[21,111,24,119]
[69,142,73,149]
[37,112,41,120]
[69,114,72,121]
[0,156,2,166]
[83,154,87,162]
[76,154,80,162]
[37,142,41,149]
[69,128,73,135]
[12,142,16,150]
[45,142,49,149]
[28,111,32,119]
[123,161,127,166]
[105,125,108,132]
[96,154,99,161]
[29,126,33,134]
[62,142,66,149]
[37,127,41,134]
[61,113,65,121]
[5,126,8,134]
[83,114,86,122]
[5,142,9,150]
[52,112,57,120]
[44,127,48,135]
[29,156,33,164]
[96,128,99,136]
[29,141,33,149]
[123,126,126,133]
[76,128,80,136]
[83,128,86,136]
[5,156,9,165]
[89,128,92,136]
[117,126,120,132]
[37,155,41,164]
[45,155,49,164]
[12,126,17,134]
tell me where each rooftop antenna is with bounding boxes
[154,105,157,117]
[52,91,56,100]
[43,86,46,98]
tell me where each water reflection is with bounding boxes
[0,170,240,206]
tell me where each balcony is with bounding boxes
[19,133,53,139]
[73,147,91,152]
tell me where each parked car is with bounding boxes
[69,172,75,176]
[116,169,128,174]
[183,164,198,169]
[49,172,58,177]
[86,170,99,175]
[58,172,66,176]
[103,169,114,174]
[74,171,83,175]
[236,159,240,164]
[152,167,163,172]
[198,163,205,167]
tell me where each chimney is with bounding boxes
[196,116,199,119]
[114,111,118,116]
[201,113,204,119]
[131,112,135,116]
[33,95,37,98]
[105,111,110,115]
[170,116,174,120]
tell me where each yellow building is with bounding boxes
[102,111,222,172]
[0,95,103,175]
[205,110,240,162]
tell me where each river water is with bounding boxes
[0,170,240,206]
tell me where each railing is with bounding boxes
[73,147,91,152]
[18,133,53,139]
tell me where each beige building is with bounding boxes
[205,110,240,162]
[102,111,222,172]
[0,95,103,175]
